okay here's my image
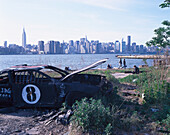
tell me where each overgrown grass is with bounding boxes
[69,66,169,134]
[119,67,169,105]
[69,69,144,134]
[119,66,170,132]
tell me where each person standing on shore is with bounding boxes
[118,59,122,69]
[123,59,127,68]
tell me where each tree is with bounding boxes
[146,20,170,48]
[159,0,170,8]
[146,1,170,48]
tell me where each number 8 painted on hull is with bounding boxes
[22,84,41,104]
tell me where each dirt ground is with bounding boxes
[112,73,133,79]
[0,109,69,135]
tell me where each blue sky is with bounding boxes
[0,0,169,46]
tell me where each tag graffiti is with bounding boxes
[0,88,11,98]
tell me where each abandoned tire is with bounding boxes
[65,91,89,107]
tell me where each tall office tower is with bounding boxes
[80,38,85,46]
[49,40,54,54]
[22,28,26,48]
[115,40,120,53]
[69,40,74,46]
[95,42,101,54]
[44,41,54,54]
[86,41,91,53]
[4,41,7,48]
[54,41,60,54]
[44,43,50,54]
[91,40,95,53]
[120,39,126,53]
[139,45,144,53]
[132,42,136,52]
[127,35,131,52]
[85,35,87,42]
[136,45,139,53]
[38,41,44,52]
[75,41,80,53]
[80,38,87,53]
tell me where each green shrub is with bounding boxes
[119,68,169,105]
[70,98,113,134]
[143,80,169,104]
[161,114,170,131]
[120,111,143,131]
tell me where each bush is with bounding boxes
[119,67,169,105]
[70,98,113,134]
[161,114,170,131]
[120,111,143,131]
[143,80,169,104]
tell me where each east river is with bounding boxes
[0,54,153,71]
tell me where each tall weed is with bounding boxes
[70,98,113,134]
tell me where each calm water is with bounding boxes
[0,54,153,71]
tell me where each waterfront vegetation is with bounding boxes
[69,65,170,134]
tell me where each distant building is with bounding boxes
[115,40,120,53]
[9,44,25,54]
[75,41,80,53]
[38,41,44,52]
[80,38,86,46]
[132,42,136,53]
[44,41,55,54]
[140,45,144,53]
[22,28,26,48]
[136,45,139,53]
[86,41,91,53]
[69,40,74,46]
[54,41,60,54]
[120,39,126,53]
[80,38,87,53]
[80,45,86,53]
[127,35,131,52]
[96,42,101,54]
[4,41,7,48]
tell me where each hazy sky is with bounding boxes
[0,0,169,46]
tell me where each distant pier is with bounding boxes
[116,55,170,59]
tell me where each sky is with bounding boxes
[0,0,169,46]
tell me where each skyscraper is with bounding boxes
[4,41,7,48]
[38,41,44,52]
[22,28,26,48]
[132,42,136,52]
[127,35,131,52]
[120,39,126,53]
[75,41,80,53]
[115,40,120,53]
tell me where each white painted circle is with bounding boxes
[22,84,41,104]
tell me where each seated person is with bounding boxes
[65,66,71,71]
[107,64,112,69]
[133,65,139,74]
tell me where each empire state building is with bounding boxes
[22,28,26,48]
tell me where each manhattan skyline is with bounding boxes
[0,0,169,46]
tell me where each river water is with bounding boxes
[0,54,153,71]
